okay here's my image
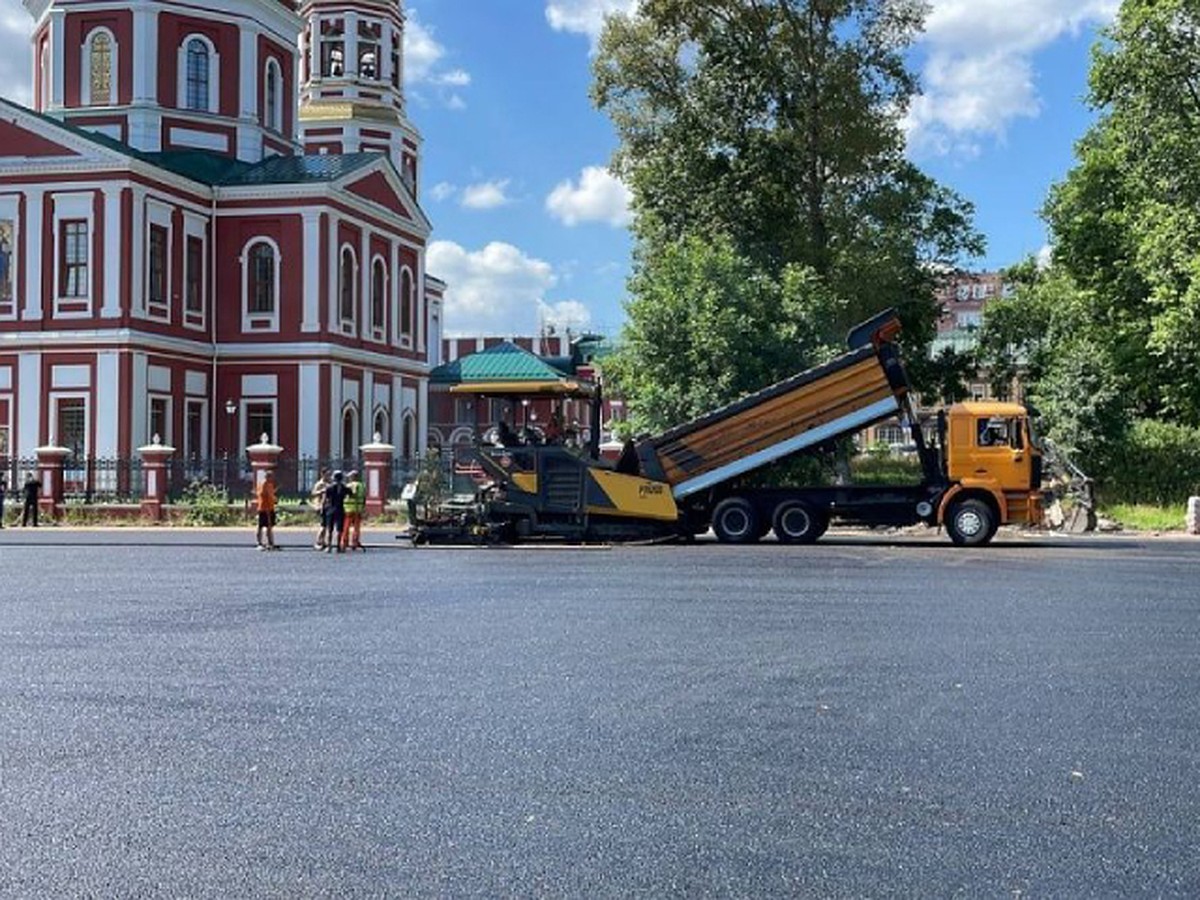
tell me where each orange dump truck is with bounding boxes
[408,309,1044,546]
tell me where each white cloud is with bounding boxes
[545,0,639,46]
[403,9,470,109]
[546,166,632,227]
[461,179,513,210]
[538,299,592,334]
[1036,243,1053,269]
[907,0,1119,156]
[0,4,33,108]
[430,182,457,202]
[429,240,594,335]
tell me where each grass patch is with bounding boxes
[850,454,924,485]
[1102,503,1188,532]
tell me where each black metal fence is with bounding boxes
[0,454,429,505]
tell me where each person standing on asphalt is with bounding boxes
[323,470,349,553]
[310,467,332,550]
[0,472,7,528]
[21,471,40,527]
[341,469,366,552]
[255,470,279,550]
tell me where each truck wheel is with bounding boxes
[773,501,825,544]
[946,499,996,546]
[712,497,761,544]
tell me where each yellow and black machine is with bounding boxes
[406,310,1047,546]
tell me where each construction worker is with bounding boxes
[341,469,366,551]
[255,470,279,550]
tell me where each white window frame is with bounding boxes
[263,57,282,132]
[147,393,172,444]
[183,397,207,462]
[338,243,357,335]
[182,213,207,331]
[369,254,387,342]
[398,265,414,348]
[177,33,220,113]
[52,193,94,318]
[81,27,118,107]
[51,392,90,458]
[242,398,278,451]
[340,401,359,458]
[240,236,281,333]
[144,200,173,322]
[0,199,19,322]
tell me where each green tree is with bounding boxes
[604,235,842,433]
[594,0,982,419]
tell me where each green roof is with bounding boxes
[0,97,381,187]
[431,342,580,385]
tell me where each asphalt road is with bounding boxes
[1,528,1198,897]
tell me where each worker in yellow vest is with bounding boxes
[341,469,366,552]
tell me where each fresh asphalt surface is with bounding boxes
[1,527,1198,897]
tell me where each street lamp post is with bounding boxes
[224,399,237,489]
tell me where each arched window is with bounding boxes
[89,31,112,106]
[400,268,413,339]
[264,59,281,131]
[185,38,210,111]
[339,246,357,325]
[370,258,386,336]
[373,408,389,443]
[241,238,280,330]
[248,242,275,313]
[401,411,416,461]
[341,404,358,459]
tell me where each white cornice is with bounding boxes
[0,328,432,373]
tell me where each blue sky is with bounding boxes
[0,0,1120,336]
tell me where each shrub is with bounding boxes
[179,480,239,526]
[1100,419,1200,505]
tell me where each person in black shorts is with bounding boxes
[323,470,349,553]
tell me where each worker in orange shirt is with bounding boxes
[256,470,279,551]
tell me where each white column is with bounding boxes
[130,352,148,447]
[390,239,400,348]
[416,247,426,353]
[417,377,429,456]
[298,362,320,457]
[391,374,403,449]
[22,188,44,321]
[94,351,120,456]
[381,23,394,85]
[239,27,258,119]
[17,351,40,456]
[359,227,369,334]
[101,186,122,318]
[344,13,359,77]
[327,213,339,328]
[49,9,65,109]
[362,370,374,444]
[129,188,145,318]
[329,362,342,453]
[301,211,321,332]
[132,8,158,102]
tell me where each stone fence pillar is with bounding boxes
[246,435,284,494]
[138,436,176,521]
[360,433,395,517]
[35,444,71,522]
[1188,497,1200,536]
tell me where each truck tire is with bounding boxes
[773,501,826,544]
[712,497,761,544]
[946,498,996,546]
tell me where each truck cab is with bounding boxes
[939,401,1044,542]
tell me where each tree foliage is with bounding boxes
[603,235,842,433]
[978,0,1200,487]
[593,0,982,425]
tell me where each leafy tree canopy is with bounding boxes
[593,0,983,422]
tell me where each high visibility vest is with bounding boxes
[345,480,366,514]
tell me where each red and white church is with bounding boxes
[0,0,444,476]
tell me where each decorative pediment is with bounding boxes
[344,170,413,220]
[0,119,82,159]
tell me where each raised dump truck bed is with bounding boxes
[637,331,912,500]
